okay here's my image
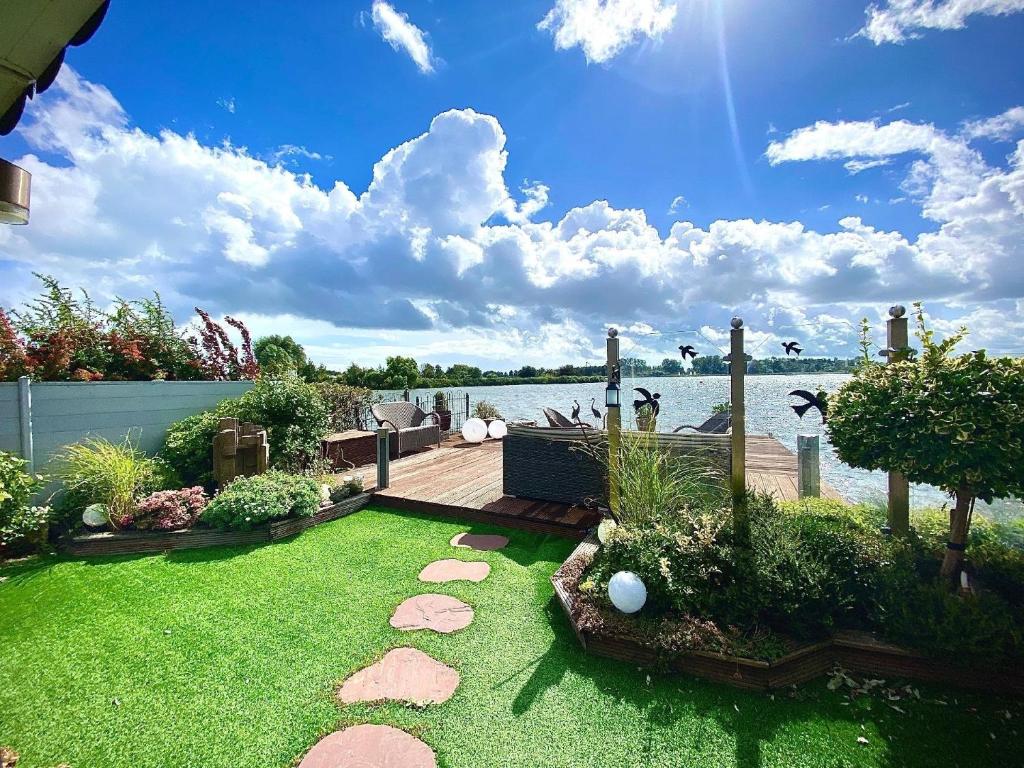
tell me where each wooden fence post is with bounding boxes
[17,375,33,473]
[606,328,621,516]
[728,318,746,505]
[885,305,910,536]
[376,428,390,490]
[797,434,820,498]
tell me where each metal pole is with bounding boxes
[797,434,820,498]
[606,328,621,516]
[728,318,746,504]
[885,305,910,536]
[17,376,33,473]
[376,428,390,490]
[403,389,410,402]
[465,392,470,420]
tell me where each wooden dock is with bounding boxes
[359,435,840,539]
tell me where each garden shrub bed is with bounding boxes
[60,493,371,556]
[553,533,1024,696]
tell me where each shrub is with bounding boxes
[578,431,728,527]
[134,487,208,531]
[593,506,734,615]
[0,451,49,551]
[162,377,331,485]
[878,580,1024,662]
[53,436,167,528]
[202,471,319,530]
[161,409,230,487]
[472,400,501,420]
[233,378,329,470]
[315,381,377,431]
[828,304,1024,577]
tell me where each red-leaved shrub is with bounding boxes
[134,487,208,531]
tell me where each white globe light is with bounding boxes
[608,571,647,614]
[487,419,507,439]
[462,417,488,443]
[82,503,108,528]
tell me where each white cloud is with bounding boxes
[217,97,236,114]
[962,106,1024,141]
[858,0,1024,44]
[370,1,436,74]
[844,158,891,174]
[270,144,331,165]
[667,195,687,215]
[2,69,1024,368]
[538,0,677,64]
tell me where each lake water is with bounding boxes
[383,375,1022,522]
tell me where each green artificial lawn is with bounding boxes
[1,505,1021,768]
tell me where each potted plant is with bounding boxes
[635,402,656,432]
[472,400,501,426]
[433,391,452,431]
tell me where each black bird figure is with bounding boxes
[782,341,803,356]
[571,399,581,423]
[679,344,697,360]
[590,398,602,421]
[632,387,661,416]
[789,389,828,422]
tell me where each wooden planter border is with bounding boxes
[552,535,1024,697]
[60,493,372,557]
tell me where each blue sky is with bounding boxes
[2,0,1023,368]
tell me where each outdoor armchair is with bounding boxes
[371,401,442,457]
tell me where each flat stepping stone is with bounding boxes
[418,559,490,583]
[338,647,459,705]
[298,724,436,768]
[450,532,508,551]
[390,594,474,634]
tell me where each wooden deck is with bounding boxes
[360,434,841,539]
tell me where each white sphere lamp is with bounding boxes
[82,503,108,528]
[608,571,647,614]
[462,417,488,443]
[487,419,507,439]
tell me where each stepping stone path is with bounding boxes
[450,532,509,551]
[418,559,490,583]
[308,530,506,764]
[298,724,436,768]
[338,647,460,705]
[390,594,474,634]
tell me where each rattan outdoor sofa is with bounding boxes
[370,401,441,457]
[502,424,732,507]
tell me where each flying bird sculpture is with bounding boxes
[633,387,661,416]
[789,389,828,422]
[782,341,803,356]
[679,344,697,360]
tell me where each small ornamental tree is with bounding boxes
[828,305,1024,578]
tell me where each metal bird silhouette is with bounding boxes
[679,344,697,360]
[782,341,803,356]
[789,389,828,422]
[571,399,581,422]
[590,398,602,421]
[633,387,661,416]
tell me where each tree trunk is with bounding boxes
[939,486,973,579]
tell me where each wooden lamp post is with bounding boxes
[606,327,621,517]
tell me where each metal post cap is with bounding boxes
[888,305,906,318]
[607,327,618,338]
[730,317,743,329]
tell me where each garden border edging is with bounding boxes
[552,534,1024,697]
[59,493,372,557]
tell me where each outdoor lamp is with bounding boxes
[0,159,30,225]
[605,381,620,409]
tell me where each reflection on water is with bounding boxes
[382,374,1021,522]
